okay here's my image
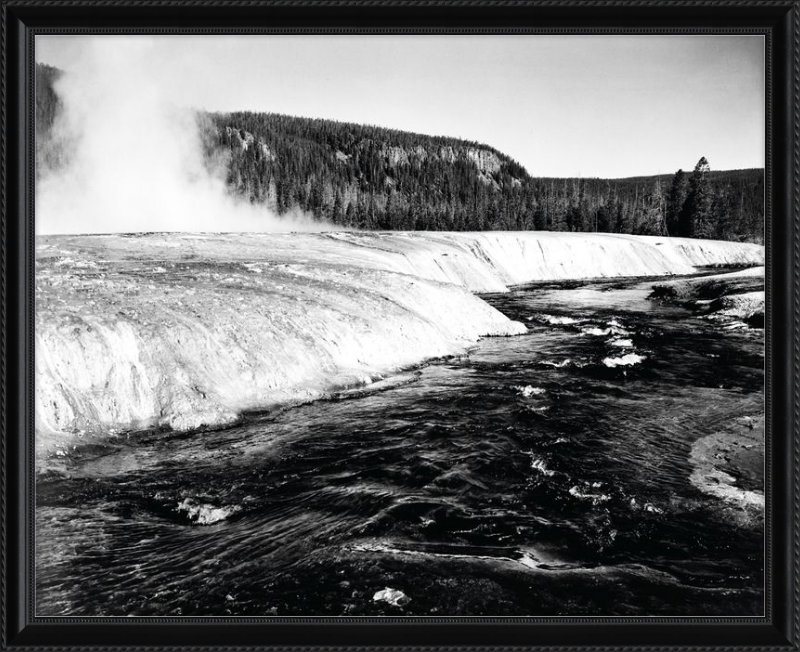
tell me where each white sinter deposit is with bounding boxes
[649,265,765,324]
[35,231,764,456]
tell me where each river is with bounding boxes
[35,271,764,617]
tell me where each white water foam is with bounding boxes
[608,338,633,348]
[528,454,556,476]
[581,326,612,336]
[537,313,583,326]
[602,353,646,368]
[176,498,240,525]
[568,485,611,504]
[514,385,546,398]
[540,359,574,369]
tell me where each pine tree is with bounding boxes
[666,169,688,236]
[331,192,343,225]
[682,157,712,238]
[344,200,356,227]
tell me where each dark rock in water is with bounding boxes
[648,285,678,301]
[695,279,728,300]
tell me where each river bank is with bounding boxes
[649,266,765,327]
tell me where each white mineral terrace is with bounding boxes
[35,231,764,456]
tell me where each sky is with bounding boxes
[36,34,764,179]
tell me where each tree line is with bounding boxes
[34,63,764,242]
[209,110,763,242]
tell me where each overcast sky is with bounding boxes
[36,34,764,179]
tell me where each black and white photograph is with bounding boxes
[33,34,766,618]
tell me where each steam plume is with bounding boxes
[36,36,327,235]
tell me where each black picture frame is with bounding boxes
[2,1,796,649]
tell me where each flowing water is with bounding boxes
[36,273,765,617]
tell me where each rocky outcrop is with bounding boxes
[224,126,276,160]
[648,266,765,327]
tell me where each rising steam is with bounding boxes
[36,37,326,235]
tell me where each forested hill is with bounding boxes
[35,63,764,242]
[209,111,529,230]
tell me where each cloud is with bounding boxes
[36,36,327,234]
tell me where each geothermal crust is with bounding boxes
[36,231,765,456]
[649,265,765,325]
[689,413,765,526]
